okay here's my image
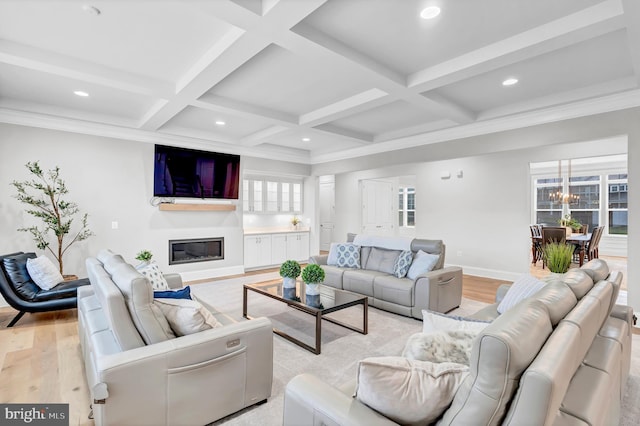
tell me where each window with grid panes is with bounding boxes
[398,187,415,227]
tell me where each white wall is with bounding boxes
[0,123,311,291]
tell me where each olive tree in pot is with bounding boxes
[11,161,93,276]
[544,242,575,276]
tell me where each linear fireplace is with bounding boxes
[169,237,224,265]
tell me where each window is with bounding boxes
[532,158,627,237]
[608,173,628,235]
[398,187,415,227]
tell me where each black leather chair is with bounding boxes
[0,252,90,327]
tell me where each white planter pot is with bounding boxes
[305,282,320,295]
[282,277,296,288]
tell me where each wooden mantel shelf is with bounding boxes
[158,203,236,212]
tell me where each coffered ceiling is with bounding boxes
[1,0,639,164]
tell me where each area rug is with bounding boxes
[189,273,639,425]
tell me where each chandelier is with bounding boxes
[549,159,579,205]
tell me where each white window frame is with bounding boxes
[398,186,415,228]
[243,175,304,214]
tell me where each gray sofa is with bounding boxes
[77,249,273,426]
[283,259,632,425]
[311,234,463,317]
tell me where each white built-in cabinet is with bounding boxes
[243,177,303,214]
[244,232,309,270]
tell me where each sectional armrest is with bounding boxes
[413,266,463,316]
[163,273,183,289]
[91,317,273,425]
[77,285,95,300]
[309,255,328,265]
[610,304,634,331]
[284,374,397,426]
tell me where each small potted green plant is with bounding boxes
[301,263,325,308]
[280,260,301,289]
[135,250,153,269]
[544,242,575,275]
[559,214,582,234]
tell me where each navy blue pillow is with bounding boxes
[154,286,191,300]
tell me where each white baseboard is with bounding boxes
[448,264,520,282]
[180,265,245,282]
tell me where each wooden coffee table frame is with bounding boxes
[243,280,368,355]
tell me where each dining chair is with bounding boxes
[541,226,567,269]
[529,224,543,264]
[586,226,604,261]
[580,224,589,235]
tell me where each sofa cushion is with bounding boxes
[531,282,577,326]
[26,256,63,290]
[110,263,176,344]
[364,247,401,274]
[373,275,413,306]
[497,274,546,314]
[343,270,386,297]
[87,259,145,351]
[550,269,593,299]
[319,265,345,289]
[355,356,469,425]
[580,259,609,282]
[440,299,553,426]
[154,298,222,336]
[392,250,412,278]
[406,250,439,280]
[2,252,40,301]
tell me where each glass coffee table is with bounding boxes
[243,279,368,354]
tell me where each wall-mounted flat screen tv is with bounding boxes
[153,144,240,199]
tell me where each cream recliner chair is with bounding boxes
[78,249,273,425]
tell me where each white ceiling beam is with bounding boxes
[479,77,638,120]
[194,95,297,125]
[621,0,640,85]
[312,124,373,143]
[409,0,626,92]
[138,0,327,132]
[240,125,291,146]
[286,24,475,124]
[374,120,456,143]
[0,40,172,97]
[299,88,390,126]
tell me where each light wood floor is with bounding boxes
[0,263,628,424]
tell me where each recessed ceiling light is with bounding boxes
[73,91,89,97]
[502,78,519,86]
[82,5,101,16]
[302,137,311,142]
[215,120,226,126]
[420,6,441,19]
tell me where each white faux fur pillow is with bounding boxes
[402,330,476,365]
[355,356,469,425]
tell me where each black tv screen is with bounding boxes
[153,145,240,199]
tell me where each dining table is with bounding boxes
[533,233,591,266]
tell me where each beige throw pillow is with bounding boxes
[154,298,222,336]
[355,356,469,425]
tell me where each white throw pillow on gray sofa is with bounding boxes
[422,310,491,334]
[497,274,547,314]
[355,356,469,425]
[155,298,222,336]
[407,250,439,280]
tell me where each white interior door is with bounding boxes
[319,180,335,250]
[361,179,394,236]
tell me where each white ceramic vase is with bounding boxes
[305,282,320,295]
[283,277,296,289]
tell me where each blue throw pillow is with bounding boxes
[154,286,191,300]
